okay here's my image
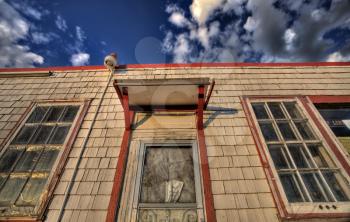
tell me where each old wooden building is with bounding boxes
[0,61,349,222]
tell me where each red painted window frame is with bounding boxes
[241,95,350,220]
[0,99,91,221]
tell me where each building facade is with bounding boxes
[0,62,349,222]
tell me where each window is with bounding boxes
[315,103,350,154]
[0,103,82,218]
[134,143,203,222]
[244,98,350,218]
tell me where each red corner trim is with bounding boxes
[1,61,350,73]
[300,97,350,176]
[197,85,216,222]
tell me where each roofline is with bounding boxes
[0,61,350,73]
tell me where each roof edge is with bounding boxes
[0,61,350,73]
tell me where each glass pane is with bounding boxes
[14,148,42,172]
[277,122,297,141]
[287,144,310,168]
[26,106,48,123]
[0,176,27,206]
[259,122,279,141]
[294,121,316,140]
[0,148,24,172]
[16,176,48,206]
[12,126,37,144]
[322,171,349,201]
[140,146,195,203]
[268,145,289,169]
[48,126,70,144]
[307,144,335,168]
[252,103,269,119]
[279,173,304,202]
[284,102,303,119]
[268,102,286,119]
[35,149,59,172]
[0,175,7,189]
[45,107,64,122]
[60,106,79,122]
[301,173,327,202]
[30,125,54,144]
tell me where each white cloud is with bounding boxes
[169,12,189,28]
[190,0,224,24]
[0,1,44,67]
[70,53,90,66]
[76,26,86,41]
[55,15,67,31]
[327,52,350,62]
[243,17,257,32]
[31,32,56,44]
[10,2,45,20]
[173,34,191,63]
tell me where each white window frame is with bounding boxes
[246,97,350,216]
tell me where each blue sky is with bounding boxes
[0,0,349,67]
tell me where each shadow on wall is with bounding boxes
[204,106,238,128]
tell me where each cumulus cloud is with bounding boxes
[55,15,67,31]
[162,0,350,63]
[70,53,90,66]
[0,1,44,67]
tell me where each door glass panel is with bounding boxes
[268,102,286,119]
[279,173,305,202]
[0,148,24,172]
[138,209,197,222]
[277,122,297,141]
[16,176,48,206]
[0,176,27,206]
[140,146,195,203]
[252,103,269,119]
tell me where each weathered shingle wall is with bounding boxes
[0,65,349,222]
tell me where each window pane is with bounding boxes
[322,171,349,201]
[60,106,79,122]
[13,148,42,172]
[34,149,59,172]
[138,209,197,222]
[307,144,335,168]
[268,102,286,119]
[279,173,304,202]
[268,145,289,169]
[26,107,48,123]
[0,176,27,206]
[259,122,279,141]
[45,107,64,122]
[0,148,24,172]
[252,103,269,119]
[284,102,303,119]
[287,144,310,168]
[140,146,195,203]
[12,126,37,144]
[16,176,48,206]
[277,122,297,141]
[48,126,70,144]
[0,175,6,189]
[301,173,327,202]
[294,121,316,140]
[30,125,54,144]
